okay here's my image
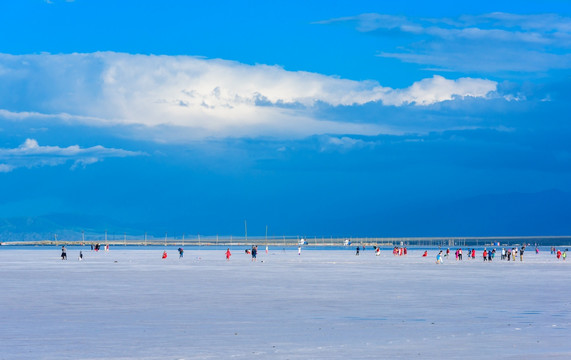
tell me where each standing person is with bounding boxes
[252,245,258,261]
[226,248,232,261]
[483,249,488,261]
[458,248,463,261]
[78,251,83,261]
[61,246,67,260]
[436,251,443,264]
[512,248,517,261]
[520,246,525,261]
[557,249,562,259]
[563,249,568,261]
[356,246,360,256]
[178,247,184,258]
[298,245,301,256]
[446,248,450,258]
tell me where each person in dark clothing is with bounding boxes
[251,245,257,261]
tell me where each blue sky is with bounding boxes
[0,0,570,238]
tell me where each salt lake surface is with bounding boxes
[0,247,570,359]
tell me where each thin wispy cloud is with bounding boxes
[0,52,497,141]
[0,139,145,172]
[317,12,571,73]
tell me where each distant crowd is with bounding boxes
[57,243,569,263]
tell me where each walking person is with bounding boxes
[226,248,232,261]
[61,246,67,260]
[178,247,184,258]
[436,251,443,264]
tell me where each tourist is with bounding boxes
[436,251,443,264]
[252,245,258,261]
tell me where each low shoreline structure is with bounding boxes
[2,235,571,247]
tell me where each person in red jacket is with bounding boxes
[162,251,167,259]
[226,248,231,261]
[422,251,428,257]
[483,249,488,261]
[471,249,476,259]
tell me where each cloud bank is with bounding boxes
[317,12,571,73]
[0,52,497,140]
[0,139,144,172]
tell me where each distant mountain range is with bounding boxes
[1,189,570,242]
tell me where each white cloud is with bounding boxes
[381,75,496,106]
[321,136,377,151]
[0,139,145,172]
[0,53,497,140]
[0,164,14,173]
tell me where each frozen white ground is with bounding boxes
[0,247,570,360]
